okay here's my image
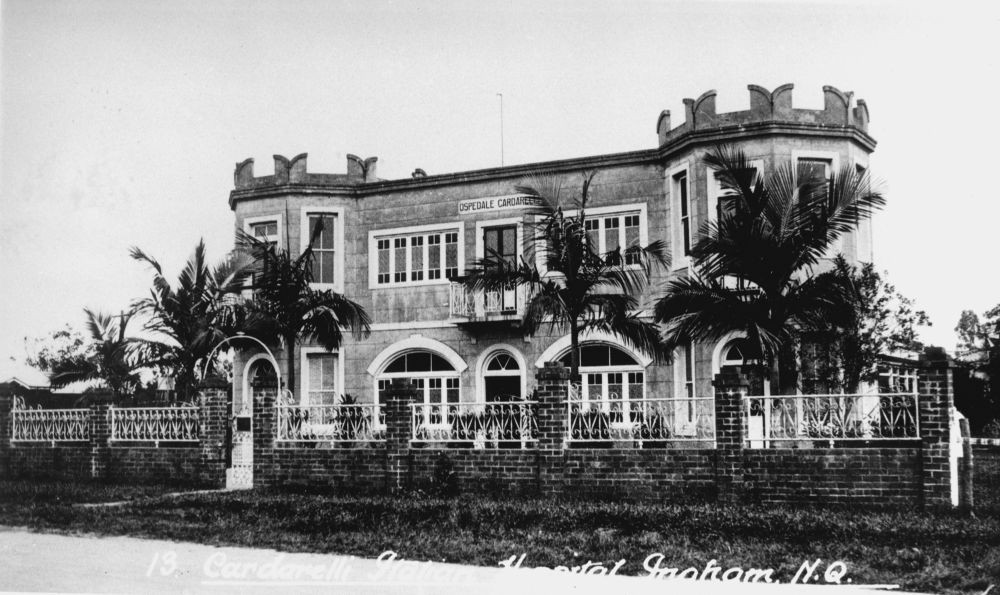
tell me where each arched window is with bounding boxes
[558,343,644,410]
[482,350,522,402]
[376,350,460,406]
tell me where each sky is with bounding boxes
[1,0,998,367]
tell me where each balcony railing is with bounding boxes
[410,401,537,448]
[110,406,200,445]
[742,393,920,447]
[449,282,526,320]
[277,403,386,445]
[566,396,716,445]
[11,399,90,443]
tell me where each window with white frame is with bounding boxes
[243,216,282,296]
[676,342,696,423]
[584,212,641,264]
[374,229,459,287]
[306,212,337,285]
[796,157,832,184]
[559,344,645,414]
[249,220,279,249]
[376,351,461,406]
[299,208,343,290]
[795,154,841,259]
[707,160,764,227]
[305,352,338,405]
[670,168,691,264]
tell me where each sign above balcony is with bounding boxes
[458,194,546,215]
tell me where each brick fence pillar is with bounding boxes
[0,388,13,476]
[713,367,748,504]
[251,378,278,486]
[535,362,569,497]
[198,376,230,488]
[918,361,957,509]
[89,390,113,480]
[384,379,416,493]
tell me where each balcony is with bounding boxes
[449,281,526,325]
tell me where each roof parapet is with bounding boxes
[233,153,380,189]
[658,84,871,146]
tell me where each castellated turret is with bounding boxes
[233,153,380,190]
[657,84,870,146]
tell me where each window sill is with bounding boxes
[372,279,453,289]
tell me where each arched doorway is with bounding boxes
[478,347,525,403]
[228,355,277,490]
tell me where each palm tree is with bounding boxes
[48,308,145,398]
[130,240,253,399]
[653,145,885,394]
[463,172,670,381]
[238,220,371,395]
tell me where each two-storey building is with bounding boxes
[228,83,876,422]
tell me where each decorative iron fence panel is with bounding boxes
[410,401,537,447]
[566,396,716,445]
[11,400,90,443]
[448,282,525,318]
[742,393,920,447]
[277,403,386,445]
[109,406,200,445]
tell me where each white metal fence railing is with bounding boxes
[410,401,537,447]
[277,403,386,444]
[11,399,90,443]
[742,392,920,447]
[566,396,716,444]
[449,282,525,318]
[110,406,200,445]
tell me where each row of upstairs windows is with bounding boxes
[376,230,459,285]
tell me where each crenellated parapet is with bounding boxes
[233,153,380,190]
[657,84,871,146]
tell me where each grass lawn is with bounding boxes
[0,479,997,594]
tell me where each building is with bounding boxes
[228,83,876,415]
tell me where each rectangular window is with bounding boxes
[307,214,336,284]
[675,172,691,256]
[584,219,599,249]
[410,236,424,281]
[603,217,620,254]
[250,221,279,248]
[393,237,407,283]
[427,234,442,280]
[374,228,460,286]
[582,212,642,263]
[797,158,831,184]
[306,353,338,405]
[624,215,640,265]
[377,239,391,284]
[683,342,695,422]
[445,232,458,278]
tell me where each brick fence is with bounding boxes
[245,361,960,508]
[0,363,972,509]
[0,379,229,487]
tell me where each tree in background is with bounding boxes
[130,240,253,400]
[23,324,91,378]
[45,308,146,398]
[954,305,1000,433]
[804,256,931,392]
[461,172,670,381]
